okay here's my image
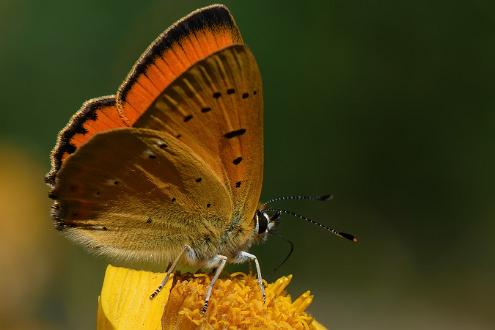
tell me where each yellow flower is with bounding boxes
[97,265,327,330]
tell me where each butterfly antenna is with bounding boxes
[271,232,295,273]
[264,208,358,242]
[263,194,333,205]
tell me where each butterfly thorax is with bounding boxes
[183,214,255,265]
[181,204,279,267]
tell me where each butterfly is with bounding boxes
[46,4,356,313]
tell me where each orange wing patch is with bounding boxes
[116,4,243,125]
[46,96,128,186]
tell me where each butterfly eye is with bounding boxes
[257,212,269,234]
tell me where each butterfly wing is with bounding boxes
[50,128,233,264]
[117,4,243,125]
[47,5,241,187]
[133,45,263,239]
[46,96,128,186]
[48,6,263,263]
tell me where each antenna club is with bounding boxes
[339,232,358,242]
[265,208,357,243]
[319,194,333,201]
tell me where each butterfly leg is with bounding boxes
[150,245,192,299]
[200,254,227,314]
[238,251,266,303]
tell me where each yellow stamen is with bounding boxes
[97,265,327,329]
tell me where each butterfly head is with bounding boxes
[254,207,281,240]
[253,195,358,243]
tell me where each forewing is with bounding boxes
[117,4,243,125]
[50,128,232,263]
[46,96,128,186]
[134,45,263,228]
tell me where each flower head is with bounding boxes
[97,265,327,329]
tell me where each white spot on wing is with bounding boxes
[151,138,167,149]
[142,149,156,159]
[105,178,120,186]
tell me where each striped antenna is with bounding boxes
[264,208,357,242]
[263,194,333,205]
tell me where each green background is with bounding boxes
[1,0,494,328]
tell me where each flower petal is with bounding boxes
[97,265,173,330]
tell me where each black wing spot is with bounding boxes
[95,191,100,196]
[158,142,167,149]
[253,90,258,95]
[201,107,211,113]
[66,144,77,154]
[113,180,120,185]
[233,157,242,165]
[146,217,152,224]
[74,126,88,135]
[213,92,221,98]
[207,203,211,208]
[224,128,246,139]
[184,114,193,122]
[176,134,182,139]
[195,177,202,183]
[242,92,249,99]
[148,154,157,159]
[87,110,98,121]
[235,181,241,188]
[48,192,57,199]
[227,88,235,95]
[172,197,176,202]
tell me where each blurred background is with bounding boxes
[1,0,494,329]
